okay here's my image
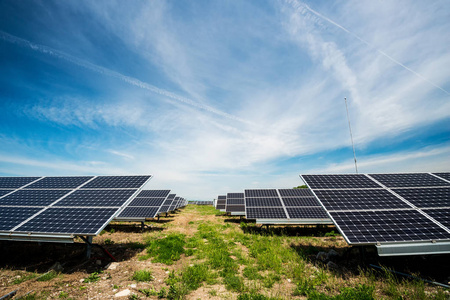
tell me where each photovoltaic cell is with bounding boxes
[128,197,165,207]
[136,190,170,198]
[54,189,136,207]
[302,174,381,189]
[226,206,245,212]
[25,176,94,189]
[393,188,450,208]
[246,207,287,219]
[15,207,117,235]
[369,173,450,188]
[329,210,450,244]
[0,190,71,206]
[286,207,329,219]
[282,197,321,207]
[0,177,41,189]
[118,207,160,219]
[227,193,244,198]
[0,207,42,231]
[227,199,245,205]
[158,205,170,213]
[424,209,450,228]
[218,195,227,200]
[245,189,278,197]
[246,198,282,207]
[81,175,151,189]
[433,172,450,182]
[0,190,13,197]
[313,189,410,211]
[278,189,314,197]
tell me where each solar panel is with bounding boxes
[227,199,245,205]
[0,190,71,206]
[246,207,287,219]
[55,189,136,207]
[0,207,42,231]
[227,193,244,198]
[245,189,278,197]
[128,197,166,207]
[246,198,282,207]
[15,207,118,235]
[137,190,170,197]
[424,208,450,228]
[301,174,381,189]
[278,189,314,197]
[433,172,450,181]
[226,193,245,214]
[117,207,160,219]
[392,187,450,208]
[226,206,245,212]
[0,177,41,189]
[81,175,151,189]
[282,197,321,207]
[369,173,450,188]
[0,175,151,241]
[329,210,450,244]
[313,189,410,211]
[301,172,450,254]
[286,207,329,219]
[25,176,94,189]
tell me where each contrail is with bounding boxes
[0,30,254,124]
[286,0,450,96]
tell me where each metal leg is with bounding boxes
[86,236,93,259]
[141,221,145,231]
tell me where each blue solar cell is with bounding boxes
[54,189,136,207]
[282,197,321,207]
[369,173,450,188]
[393,188,450,208]
[15,207,117,235]
[0,177,41,189]
[246,207,287,219]
[286,207,329,219]
[0,207,42,231]
[0,190,13,197]
[227,193,244,198]
[278,189,314,197]
[245,189,278,197]
[226,205,245,213]
[302,174,381,189]
[0,190,71,206]
[433,173,450,181]
[25,176,94,189]
[227,199,244,205]
[117,206,160,219]
[424,208,450,228]
[246,198,282,207]
[81,175,151,189]
[128,197,165,207]
[136,190,170,197]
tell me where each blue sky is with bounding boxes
[0,0,449,200]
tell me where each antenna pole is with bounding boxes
[344,97,358,173]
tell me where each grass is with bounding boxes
[36,270,58,282]
[13,272,38,284]
[142,233,186,264]
[83,271,102,283]
[132,270,153,282]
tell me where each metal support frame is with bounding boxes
[79,236,117,261]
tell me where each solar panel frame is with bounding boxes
[24,176,94,189]
[433,172,450,182]
[368,173,450,188]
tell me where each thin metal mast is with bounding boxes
[344,97,358,173]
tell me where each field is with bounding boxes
[1,205,449,299]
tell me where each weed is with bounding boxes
[293,278,316,296]
[243,266,263,280]
[145,233,186,264]
[113,284,119,289]
[139,288,158,296]
[324,230,339,237]
[223,274,245,292]
[13,272,38,284]
[37,270,58,282]
[132,270,153,282]
[104,238,114,245]
[238,293,280,300]
[16,292,38,300]
[129,294,140,300]
[262,273,281,288]
[158,287,167,298]
[110,228,115,234]
[58,291,69,299]
[208,289,217,296]
[79,286,87,290]
[83,271,102,283]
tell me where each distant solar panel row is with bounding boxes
[0,176,151,238]
[116,190,170,220]
[300,173,450,247]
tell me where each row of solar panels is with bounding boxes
[189,200,213,205]
[115,189,187,221]
[215,189,333,225]
[0,176,186,243]
[214,172,450,256]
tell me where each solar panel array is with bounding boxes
[159,194,176,214]
[116,190,170,221]
[0,176,151,240]
[216,195,226,211]
[244,189,330,223]
[301,173,450,246]
[190,200,213,205]
[226,193,245,215]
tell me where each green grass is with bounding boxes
[36,270,58,282]
[132,270,153,282]
[143,233,186,264]
[13,272,38,284]
[83,271,101,283]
